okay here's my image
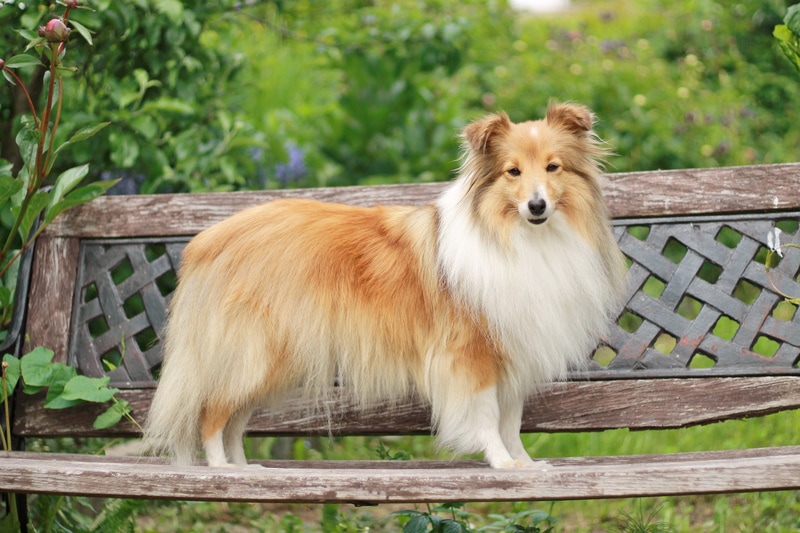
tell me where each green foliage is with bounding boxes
[1,0,117,345]
[390,503,558,533]
[374,439,412,460]
[2,349,132,430]
[610,502,673,533]
[89,498,150,533]
[1,0,262,194]
[775,4,800,72]
[314,2,473,185]
[392,504,471,533]
[481,508,557,533]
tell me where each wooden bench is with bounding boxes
[2,162,800,505]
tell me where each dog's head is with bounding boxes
[458,102,609,240]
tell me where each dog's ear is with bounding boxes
[463,112,512,154]
[546,102,594,135]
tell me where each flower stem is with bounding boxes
[1,67,40,126]
[33,43,60,189]
[1,362,10,451]
[1,190,33,255]
[44,75,64,176]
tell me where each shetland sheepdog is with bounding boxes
[143,102,627,468]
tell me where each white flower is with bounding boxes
[767,227,783,257]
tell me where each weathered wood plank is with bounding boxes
[2,447,799,502]
[14,377,800,438]
[23,236,80,363]
[42,163,800,238]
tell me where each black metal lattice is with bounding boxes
[68,213,800,387]
[591,213,800,378]
[69,239,186,386]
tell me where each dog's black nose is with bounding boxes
[528,198,547,216]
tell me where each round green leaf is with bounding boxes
[60,375,118,403]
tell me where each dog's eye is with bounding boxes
[507,167,521,177]
[546,163,560,173]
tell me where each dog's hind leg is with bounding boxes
[223,405,256,466]
[201,400,237,467]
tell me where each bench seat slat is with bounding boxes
[2,447,799,503]
[14,376,800,438]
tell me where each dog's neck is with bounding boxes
[435,174,617,393]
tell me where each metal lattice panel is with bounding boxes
[69,239,186,387]
[68,214,800,387]
[591,213,800,378]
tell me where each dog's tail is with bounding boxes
[142,274,210,465]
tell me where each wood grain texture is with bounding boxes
[14,377,800,438]
[23,236,80,363]
[2,447,799,502]
[42,163,800,238]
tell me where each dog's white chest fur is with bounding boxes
[436,182,614,394]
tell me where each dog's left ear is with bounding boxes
[463,112,512,154]
[546,102,594,135]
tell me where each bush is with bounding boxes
[1,0,263,194]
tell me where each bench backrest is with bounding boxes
[11,163,800,439]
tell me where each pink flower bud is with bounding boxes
[42,18,71,42]
[0,59,4,69]
[65,0,79,7]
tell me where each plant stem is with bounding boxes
[1,188,33,255]
[44,75,64,176]
[1,67,40,126]
[33,43,60,190]
[1,363,20,533]
[1,362,10,451]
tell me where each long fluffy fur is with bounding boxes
[143,102,627,468]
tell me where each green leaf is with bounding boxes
[0,159,14,178]
[69,18,94,45]
[0,286,10,312]
[0,176,23,207]
[93,399,131,429]
[67,122,111,145]
[15,125,41,188]
[774,25,800,72]
[786,4,800,35]
[153,0,183,23]
[0,510,22,532]
[50,122,111,168]
[2,69,16,86]
[403,514,432,533]
[47,164,90,209]
[43,179,119,225]
[139,97,195,115]
[2,354,21,401]
[441,520,466,533]
[13,190,49,241]
[43,364,81,409]
[61,375,118,403]
[4,53,43,69]
[13,28,38,41]
[19,347,56,387]
[109,130,140,168]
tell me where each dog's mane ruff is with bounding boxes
[435,154,623,397]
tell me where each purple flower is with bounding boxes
[274,145,307,187]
